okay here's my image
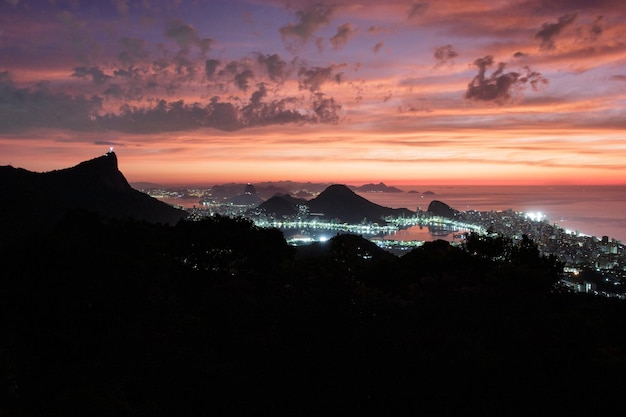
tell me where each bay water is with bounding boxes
[357,185,626,243]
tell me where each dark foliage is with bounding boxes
[1,215,625,416]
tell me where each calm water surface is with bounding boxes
[358,185,626,243]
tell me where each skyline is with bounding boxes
[1,0,625,185]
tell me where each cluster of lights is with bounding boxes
[525,211,544,222]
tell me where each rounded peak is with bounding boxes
[428,199,450,209]
[62,152,130,191]
[74,151,119,171]
[321,184,353,194]
[427,200,459,218]
[244,183,257,195]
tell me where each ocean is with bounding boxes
[356,185,626,243]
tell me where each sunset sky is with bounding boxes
[1,0,625,185]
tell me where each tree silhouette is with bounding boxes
[1,216,622,417]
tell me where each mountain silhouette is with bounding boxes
[227,183,264,206]
[254,185,413,223]
[427,200,460,218]
[307,184,414,223]
[0,151,186,240]
[255,194,307,217]
[353,182,403,193]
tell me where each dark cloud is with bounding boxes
[234,69,255,92]
[256,53,289,83]
[164,19,213,53]
[513,51,528,58]
[330,23,356,50]
[71,66,112,85]
[102,100,213,132]
[407,2,429,20]
[99,89,339,132]
[118,37,148,65]
[113,68,132,78]
[206,98,240,131]
[611,75,626,82]
[241,84,307,127]
[518,66,549,91]
[398,103,432,113]
[588,15,603,41]
[465,56,513,102]
[103,83,143,101]
[160,20,213,81]
[248,83,268,106]
[311,93,342,124]
[279,3,335,44]
[373,42,384,54]
[0,73,344,133]
[348,79,365,102]
[197,38,214,54]
[112,67,142,79]
[172,54,197,78]
[465,56,548,104]
[0,73,102,132]
[94,140,123,146]
[104,84,124,98]
[298,64,344,92]
[216,60,256,92]
[434,44,458,66]
[205,59,220,78]
[165,19,198,49]
[535,13,577,50]
[222,61,240,75]
[152,58,169,72]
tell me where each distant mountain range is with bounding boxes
[350,182,404,193]
[0,152,186,240]
[135,181,415,201]
[257,184,415,223]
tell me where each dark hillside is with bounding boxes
[427,199,460,218]
[307,184,414,223]
[1,181,625,415]
[0,152,185,242]
[255,193,307,217]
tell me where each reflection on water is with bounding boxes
[280,228,345,242]
[357,185,626,243]
[279,224,468,244]
[385,224,468,243]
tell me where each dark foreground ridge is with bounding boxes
[2,155,626,416]
[0,151,186,239]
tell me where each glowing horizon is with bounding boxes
[1,0,625,186]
